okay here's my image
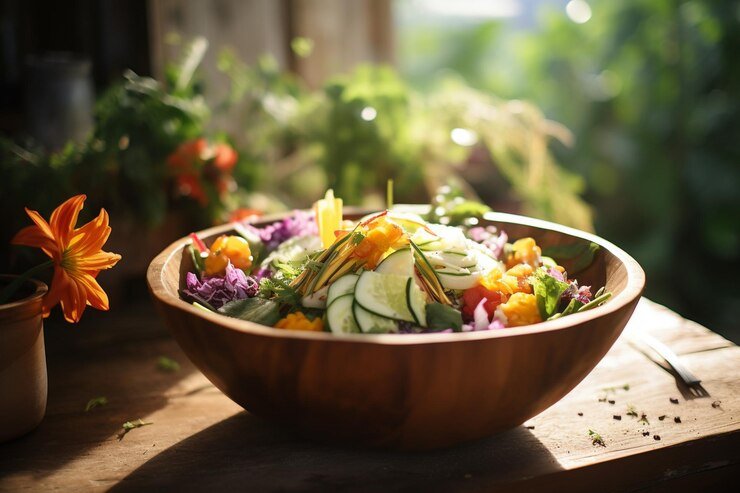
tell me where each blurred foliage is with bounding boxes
[398,0,740,337]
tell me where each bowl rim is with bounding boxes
[147,208,645,345]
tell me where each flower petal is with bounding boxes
[11,225,59,259]
[49,194,86,248]
[69,208,112,256]
[42,267,68,318]
[73,272,110,311]
[75,251,122,271]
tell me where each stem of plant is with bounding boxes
[0,260,55,305]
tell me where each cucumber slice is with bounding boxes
[327,294,360,334]
[375,248,414,277]
[437,270,481,290]
[327,274,359,305]
[405,277,427,326]
[354,271,416,322]
[352,300,398,333]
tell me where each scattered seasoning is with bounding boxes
[578,412,583,417]
[670,397,679,404]
[626,405,638,418]
[588,429,606,447]
[613,415,622,421]
[608,399,616,405]
[157,356,180,373]
[117,419,153,441]
[598,397,607,403]
[674,416,681,423]
[525,425,535,430]
[712,401,722,409]
[638,413,650,426]
[642,431,650,437]
[85,396,108,412]
[658,415,667,421]
[653,435,661,441]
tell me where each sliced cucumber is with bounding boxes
[327,294,360,334]
[354,271,416,322]
[375,248,414,277]
[405,277,427,326]
[352,301,398,333]
[437,270,481,290]
[327,274,359,305]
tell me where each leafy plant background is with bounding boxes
[397,0,739,339]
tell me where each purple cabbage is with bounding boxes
[561,281,592,305]
[467,226,508,259]
[184,263,259,309]
[244,210,318,252]
[461,298,506,331]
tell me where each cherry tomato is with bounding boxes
[461,285,506,321]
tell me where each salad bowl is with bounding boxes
[147,209,645,450]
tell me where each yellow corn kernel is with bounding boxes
[275,312,324,332]
[498,292,542,327]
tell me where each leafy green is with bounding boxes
[233,222,265,267]
[85,396,108,412]
[542,242,600,274]
[157,356,180,373]
[531,269,570,320]
[425,303,463,332]
[118,419,153,440]
[259,276,301,306]
[425,185,491,226]
[188,244,206,274]
[218,297,281,326]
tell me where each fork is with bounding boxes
[627,332,702,388]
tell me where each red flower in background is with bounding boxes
[167,139,238,206]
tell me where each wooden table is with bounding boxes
[1,298,738,492]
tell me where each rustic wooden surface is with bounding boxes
[0,298,737,492]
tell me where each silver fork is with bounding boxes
[627,332,706,397]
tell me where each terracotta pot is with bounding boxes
[0,275,48,442]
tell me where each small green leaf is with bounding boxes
[425,303,463,332]
[588,429,606,447]
[118,419,153,440]
[218,297,281,326]
[531,269,570,319]
[85,396,108,412]
[157,356,180,373]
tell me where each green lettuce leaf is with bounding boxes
[218,297,281,326]
[531,269,570,319]
[425,303,463,332]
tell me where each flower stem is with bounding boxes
[0,260,55,305]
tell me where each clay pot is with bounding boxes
[0,275,48,442]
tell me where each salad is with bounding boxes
[182,190,611,334]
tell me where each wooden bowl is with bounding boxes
[147,211,645,450]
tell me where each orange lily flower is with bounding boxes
[11,195,122,323]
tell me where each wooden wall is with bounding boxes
[148,0,394,91]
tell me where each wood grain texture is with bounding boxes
[146,211,646,449]
[0,299,737,492]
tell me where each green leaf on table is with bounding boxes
[542,242,600,273]
[531,269,570,320]
[157,356,180,373]
[588,429,606,447]
[425,303,463,332]
[117,419,153,441]
[85,396,108,412]
[218,297,281,326]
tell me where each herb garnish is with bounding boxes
[626,405,638,418]
[658,415,667,421]
[674,416,681,423]
[588,429,606,447]
[117,419,153,440]
[157,356,180,373]
[85,396,108,412]
[613,415,621,420]
[670,397,679,404]
[638,413,650,425]
[712,401,722,409]
[602,384,630,393]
